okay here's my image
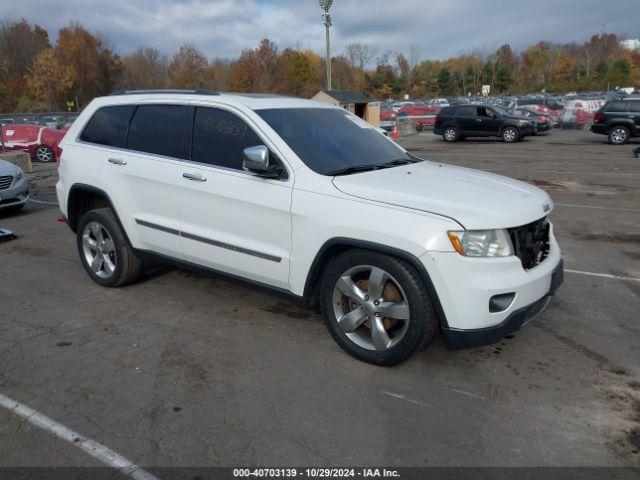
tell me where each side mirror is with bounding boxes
[242,145,281,178]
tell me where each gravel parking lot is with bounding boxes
[0,130,639,471]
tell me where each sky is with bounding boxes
[2,0,639,62]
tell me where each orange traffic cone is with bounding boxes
[392,122,399,139]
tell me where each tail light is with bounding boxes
[594,113,604,123]
[540,116,547,122]
[56,147,63,167]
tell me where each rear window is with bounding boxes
[456,106,477,117]
[80,105,135,148]
[127,105,185,158]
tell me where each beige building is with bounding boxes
[311,90,381,127]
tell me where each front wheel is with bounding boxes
[76,208,143,287]
[320,250,437,366]
[608,126,630,145]
[502,126,519,143]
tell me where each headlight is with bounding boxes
[15,169,25,180]
[448,230,513,257]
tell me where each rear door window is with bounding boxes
[456,106,477,117]
[126,104,186,158]
[191,107,263,170]
[80,105,135,148]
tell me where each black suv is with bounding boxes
[591,98,640,144]
[434,104,535,143]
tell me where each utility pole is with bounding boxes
[320,0,334,91]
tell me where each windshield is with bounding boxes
[257,108,413,175]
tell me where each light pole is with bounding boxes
[320,0,333,91]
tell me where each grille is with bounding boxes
[508,217,550,270]
[0,175,14,191]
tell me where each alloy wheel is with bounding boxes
[81,221,117,279]
[503,128,517,142]
[332,265,410,351]
[611,128,628,144]
[444,128,457,141]
[36,146,53,162]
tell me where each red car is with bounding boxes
[398,105,441,132]
[1,124,68,163]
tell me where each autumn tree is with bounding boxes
[167,43,207,89]
[254,39,279,92]
[204,58,231,91]
[437,68,453,95]
[0,19,49,110]
[121,46,168,90]
[26,48,74,110]
[345,42,378,70]
[55,23,122,107]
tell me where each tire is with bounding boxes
[443,126,459,142]
[608,126,630,145]
[76,208,143,287]
[320,249,437,366]
[502,126,519,143]
[34,145,55,163]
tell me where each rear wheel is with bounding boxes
[76,208,143,287]
[34,145,55,163]
[502,126,519,143]
[443,126,459,142]
[608,126,630,145]
[320,250,437,366]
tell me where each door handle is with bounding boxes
[183,172,207,182]
[475,118,483,122]
[108,158,127,166]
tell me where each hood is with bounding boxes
[332,161,553,230]
[0,160,20,176]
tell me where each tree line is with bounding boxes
[1,18,639,112]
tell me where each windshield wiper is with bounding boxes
[326,165,381,176]
[377,158,415,168]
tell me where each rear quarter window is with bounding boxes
[80,105,135,148]
[605,102,629,112]
[627,101,640,113]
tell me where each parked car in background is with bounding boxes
[591,98,640,144]
[510,108,553,133]
[559,99,606,129]
[434,104,535,142]
[0,159,29,212]
[1,124,68,163]
[40,116,65,129]
[429,98,450,107]
[517,98,565,112]
[64,116,79,127]
[56,90,563,366]
[0,118,14,126]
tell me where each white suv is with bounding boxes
[56,90,563,366]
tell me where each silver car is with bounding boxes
[0,160,29,212]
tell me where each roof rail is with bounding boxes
[109,89,220,96]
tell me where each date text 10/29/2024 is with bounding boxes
[233,468,401,478]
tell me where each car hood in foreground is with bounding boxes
[0,160,19,176]
[332,161,552,230]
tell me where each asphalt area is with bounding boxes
[0,130,639,472]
